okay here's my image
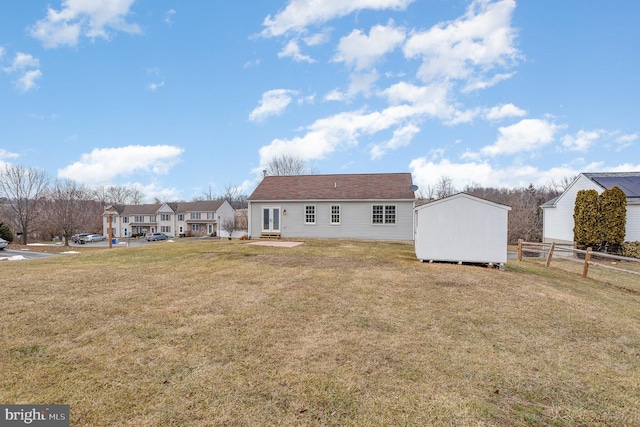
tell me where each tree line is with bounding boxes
[416,176,570,245]
[0,164,248,246]
[0,160,573,247]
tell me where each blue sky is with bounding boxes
[1,0,638,201]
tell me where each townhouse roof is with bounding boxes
[248,173,416,201]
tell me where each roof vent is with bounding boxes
[334,182,337,189]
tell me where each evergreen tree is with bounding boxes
[573,189,599,248]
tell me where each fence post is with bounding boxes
[545,242,555,268]
[582,247,592,278]
[518,239,523,261]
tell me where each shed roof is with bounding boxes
[248,173,415,201]
[414,192,511,211]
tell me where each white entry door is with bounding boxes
[262,207,280,232]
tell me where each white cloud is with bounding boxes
[409,157,588,190]
[3,52,40,72]
[0,46,4,59]
[2,52,42,92]
[403,0,519,87]
[333,22,406,70]
[561,129,602,152]
[370,123,420,159]
[16,70,43,92]
[58,145,184,185]
[463,72,515,93]
[146,81,165,91]
[0,149,19,160]
[261,0,414,38]
[249,89,300,122]
[278,40,315,62]
[484,103,526,121]
[615,132,637,151]
[479,118,562,157]
[165,9,176,26]
[29,0,141,48]
[304,30,331,46]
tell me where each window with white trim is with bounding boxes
[178,214,184,221]
[134,215,144,223]
[150,215,156,222]
[191,224,200,231]
[330,205,341,225]
[191,212,201,220]
[161,226,171,233]
[123,217,128,223]
[372,205,396,224]
[305,205,316,224]
[161,214,171,221]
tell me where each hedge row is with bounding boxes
[622,242,640,259]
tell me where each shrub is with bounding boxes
[622,242,640,259]
[0,222,13,242]
[573,190,599,248]
[598,186,626,253]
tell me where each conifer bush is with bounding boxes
[573,189,599,249]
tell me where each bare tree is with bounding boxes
[43,179,99,246]
[435,176,456,199]
[219,184,247,208]
[93,184,145,206]
[0,164,50,244]
[221,217,237,237]
[265,154,319,176]
[129,187,146,205]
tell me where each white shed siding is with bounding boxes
[249,201,414,240]
[414,194,510,264]
[542,175,601,243]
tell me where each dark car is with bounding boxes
[146,232,168,241]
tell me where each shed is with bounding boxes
[414,193,511,264]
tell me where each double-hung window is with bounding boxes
[372,205,396,224]
[330,205,341,225]
[305,205,316,224]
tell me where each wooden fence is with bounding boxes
[517,240,640,278]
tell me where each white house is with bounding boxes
[414,193,511,264]
[247,173,416,241]
[541,172,640,244]
[102,200,236,238]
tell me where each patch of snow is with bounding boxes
[61,251,81,254]
[7,255,27,261]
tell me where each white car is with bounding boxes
[85,234,106,242]
[0,238,7,250]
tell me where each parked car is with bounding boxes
[85,234,106,242]
[146,232,168,241]
[0,238,7,250]
[72,233,90,243]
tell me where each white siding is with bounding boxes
[542,175,602,243]
[542,175,640,243]
[627,205,640,241]
[249,200,414,241]
[414,194,510,264]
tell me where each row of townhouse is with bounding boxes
[102,200,235,238]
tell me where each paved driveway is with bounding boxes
[0,249,59,260]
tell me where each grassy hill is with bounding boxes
[1,239,639,426]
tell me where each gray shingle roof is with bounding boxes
[248,173,415,201]
[584,172,640,199]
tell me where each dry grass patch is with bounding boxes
[1,239,639,426]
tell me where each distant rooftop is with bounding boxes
[584,172,640,199]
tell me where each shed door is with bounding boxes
[262,207,280,232]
